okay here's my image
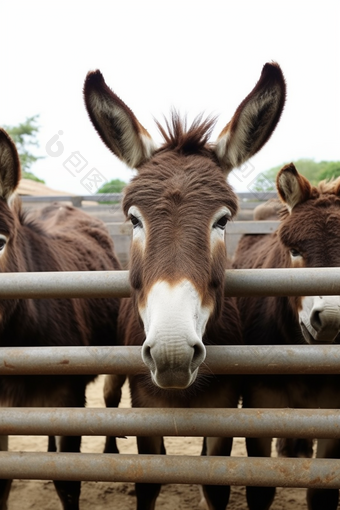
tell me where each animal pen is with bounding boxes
[2,194,340,492]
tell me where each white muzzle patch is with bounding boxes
[139,279,210,389]
[299,295,340,344]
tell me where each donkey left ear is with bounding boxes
[276,163,313,212]
[214,62,286,175]
[84,70,157,169]
[0,129,21,201]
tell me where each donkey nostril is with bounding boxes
[141,344,155,370]
[311,310,322,331]
[191,342,206,370]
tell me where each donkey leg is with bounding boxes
[246,437,275,510]
[135,436,166,510]
[52,435,82,510]
[0,436,12,510]
[276,438,314,458]
[201,436,233,510]
[103,374,126,454]
[243,381,288,510]
[307,438,340,510]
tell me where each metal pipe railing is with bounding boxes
[0,270,130,299]
[224,267,340,296]
[0,266,339,490]
[19,192,277,205]
[0,407,339,438]
[0,345,340,375]
[0,452,338,488]
[0,268,340,298]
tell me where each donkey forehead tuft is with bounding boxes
[155,111,218,155]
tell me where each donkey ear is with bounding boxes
[0,129,21,201]
[277,163,313,211]
[214,62,286,175]
[84,70,157,169]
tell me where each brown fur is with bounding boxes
[0,128,121,510]
[120,113,242,405]
[84,62,286,510]
[253,198,283,221]
[123,125,238,306]
[0,200,120,351]
[233,168,340,510]
[118,116,242,510]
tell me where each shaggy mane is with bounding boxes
[317,177,340,195]
[155,111,217,154]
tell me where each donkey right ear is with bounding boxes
[277,163,314,212]
[214,62,286,175]
[84,70,157,169]
[0,129,21,201]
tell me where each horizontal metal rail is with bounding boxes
[0,452,337,488]
[0,271,130,299]
[226,220,279,234]
[21,194,122,207]
[0,407,340,438]
[224,267,340,297]
[1,268,340,298]
[0,262,338,489]
[1,345,340,375]
[237,191,277,200]
[20,192,276,205]
[106,220,281,236]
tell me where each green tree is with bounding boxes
[252,158,340,192]
[249,172,276,193]
[318,161,340,181]
[96,179,126,194]
[4,115,45,183]
[96,178,126,204]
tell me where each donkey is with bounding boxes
[233,163,340,510]
[84,62,286,510]
[0,128,121,510]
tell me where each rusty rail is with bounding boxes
[1,268,340,298]
[0,345,340,375]
[0,267,340,490]
[0,407,339,438]
[0,452,338,488]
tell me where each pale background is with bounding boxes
[1,0,339,195]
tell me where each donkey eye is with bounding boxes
[130,214,142,229]
[0,237,7,251]
[290,248,301,258]
[213,215,229,230]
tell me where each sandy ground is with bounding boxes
[7,376,308,510]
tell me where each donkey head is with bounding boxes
[84,63,286,388]
[277,164,340,344]
[0,129,22,265]
[0,129,25,325]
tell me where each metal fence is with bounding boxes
[1,268,340,489]
[20,193,280,265]
[20,192,278,207]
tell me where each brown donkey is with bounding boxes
[84,62,286,510]
[0,128,121,510]
[233,164,340,510]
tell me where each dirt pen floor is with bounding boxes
[8,376,309,509]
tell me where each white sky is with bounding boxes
[1,0,339,195]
